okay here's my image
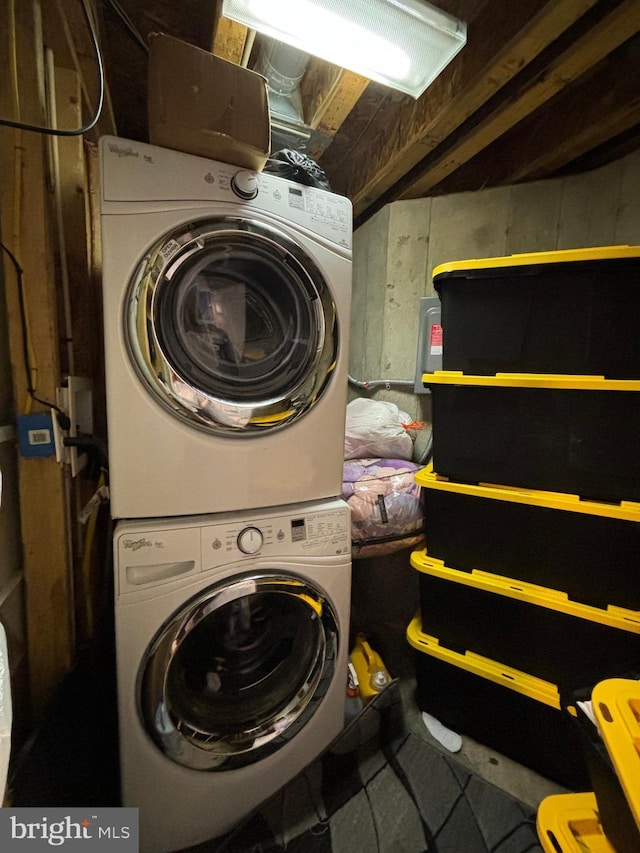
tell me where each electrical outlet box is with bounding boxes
[17,413,56,457]
[413,296,442,394]
[54,376,93,476]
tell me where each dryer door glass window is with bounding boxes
[139,573,339,771]
[126,217,339,435]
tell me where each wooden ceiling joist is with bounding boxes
[211,15,248,64]
[492,36,640,188]
[300,60,369,141]
[399,0,640,200]
[321,0,607,220]
[435,34,640,194]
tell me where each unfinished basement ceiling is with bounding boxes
[96,0,640,227]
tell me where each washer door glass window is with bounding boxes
[127,217,338,435]
[139,572,339,770]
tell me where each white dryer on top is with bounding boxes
[99,137,352,519]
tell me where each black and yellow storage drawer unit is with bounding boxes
[408,245,640,786]
[432,246,640,379]
[412,549,640,691]
[406,614,590,791]
[423,372,640,504]
[415,467,640,611]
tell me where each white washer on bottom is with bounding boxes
[114,498,351,853]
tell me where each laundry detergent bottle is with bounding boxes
[350,633,391,704]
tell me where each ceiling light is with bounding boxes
[221,0,467,99]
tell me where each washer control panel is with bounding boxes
[201,500,351,565]
[116,499,350,594]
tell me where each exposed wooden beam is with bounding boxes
[509,40,640,181]
[212,15,248,63]
[561,123,640,177]
[439,34,640,193]
[322,0,603,220]
[399,0,640,200]
[300,59,369,144]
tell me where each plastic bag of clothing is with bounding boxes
[342,458,425,559]
[344,398,414,461]
[263,149,331,191]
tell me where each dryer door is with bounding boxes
[126,217,338,435]
[138,572,340,770]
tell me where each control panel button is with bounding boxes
[237,526,263,554]
[231,170,259,200]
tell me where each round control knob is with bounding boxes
[231,170,259,200]
[237,526,263,554]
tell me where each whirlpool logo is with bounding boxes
[122,537,154,552]
[0,809,138,850]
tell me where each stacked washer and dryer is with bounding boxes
[99,137,353,852]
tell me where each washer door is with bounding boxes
[126,217,338,435]
[138,572,340,770]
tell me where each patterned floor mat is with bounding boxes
[191,680,542,853]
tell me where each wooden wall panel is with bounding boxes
[0,1,73,717]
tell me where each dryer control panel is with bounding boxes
[100,136,352,252]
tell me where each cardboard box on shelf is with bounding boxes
[147,32,271,171]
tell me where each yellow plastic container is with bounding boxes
[432,246,640,380]
[415,464,640,612]
[423,370,640,391]
[420,373,640,503]
[407,613,591,790]
[434,245,640,277]
[592,678,640,832]
[537,792,616,852]
[350,634,391,704]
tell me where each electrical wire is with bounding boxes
[0,242,66,416]
[348,374,415,391]
[0,0,104,137]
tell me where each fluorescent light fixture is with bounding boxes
[222,0,467,99]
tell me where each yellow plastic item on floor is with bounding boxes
[592,678,640,831]
[537,792,616,852]
[350,634,391,704]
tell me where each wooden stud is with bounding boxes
[0,1,73,717]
